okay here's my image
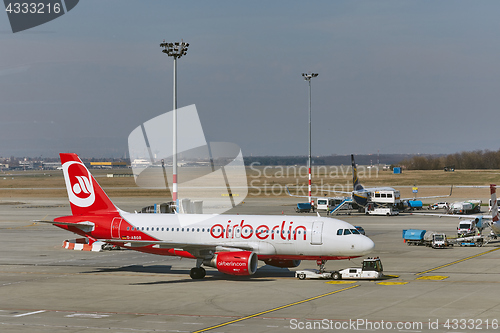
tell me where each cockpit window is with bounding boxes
[343,229,351,235]
[337,229,343,235]
[350,229,360,234]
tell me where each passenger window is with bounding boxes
[344,229,351,235]
[387,193,392,198]
[202,228,205,232]
[381,193,386,198]
[181,228,184,232]
[337,229,343,235]
[375,193,380,198]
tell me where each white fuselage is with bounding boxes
[116,212,375,258]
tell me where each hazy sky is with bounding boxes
[1,1,500,158]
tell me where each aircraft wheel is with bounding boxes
[198,267,206,279]
[190,267,206,279]
[331,272,341,280]
[298,273,306,280]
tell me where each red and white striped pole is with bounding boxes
[308,165,312,205]
[172,56,178,208]
[160,40,189,212]
[302,73,318,205]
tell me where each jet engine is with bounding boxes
[262,258,301,268]
[204,251,258,276]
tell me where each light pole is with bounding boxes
[160,40,189,211]
[302,72,318,206]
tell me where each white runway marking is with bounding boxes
[13,310,46,317]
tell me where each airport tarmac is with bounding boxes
[1,196,500,332]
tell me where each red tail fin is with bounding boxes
[60,153,118,215]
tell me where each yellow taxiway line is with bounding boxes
[192,284,360,333]
[416,247,500,275]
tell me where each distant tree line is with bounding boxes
[243,154,418,166]
[399,150,500,170]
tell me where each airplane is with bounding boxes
[328,155,453,210]
[287,154,452,213]
[36,153,375,279]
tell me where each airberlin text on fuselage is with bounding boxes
[210,220,307,241]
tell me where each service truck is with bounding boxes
[406,200,423,210]
[295,258,384,280]
[402,229,450,248]
[457,218,482,237]
[454,217,490,246]
[448,200,481,214]
[365,204,399,216]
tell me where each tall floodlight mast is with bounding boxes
[302,72,318,206]
[160,40,189,211]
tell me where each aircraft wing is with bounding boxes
[320,189,352,195]
[286,186,352,197]
[285,186,309,198]
[103,239,263,259]
[409,212,492,219]
[401,185,453,201]
[103,239,254,251]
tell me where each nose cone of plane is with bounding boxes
[358,236,375,255]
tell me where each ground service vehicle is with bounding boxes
[295,202,312,213]
[428,202,448,210]
[316,198,330,211]
[457,218,482,237]
[406,200,423,210]
[365,206,399,216]
[355,226,365,235]
[317,197,348,211]
[402,229,450,248]
[295,258,383,280]
[448,200,481,214]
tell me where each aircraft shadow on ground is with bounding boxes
[83,264,294,284]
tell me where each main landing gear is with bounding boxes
[190,259,206,279]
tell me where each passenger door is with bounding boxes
[310,221,323,245]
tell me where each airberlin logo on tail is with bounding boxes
[62,161,95,207]
[73,175,91,196]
